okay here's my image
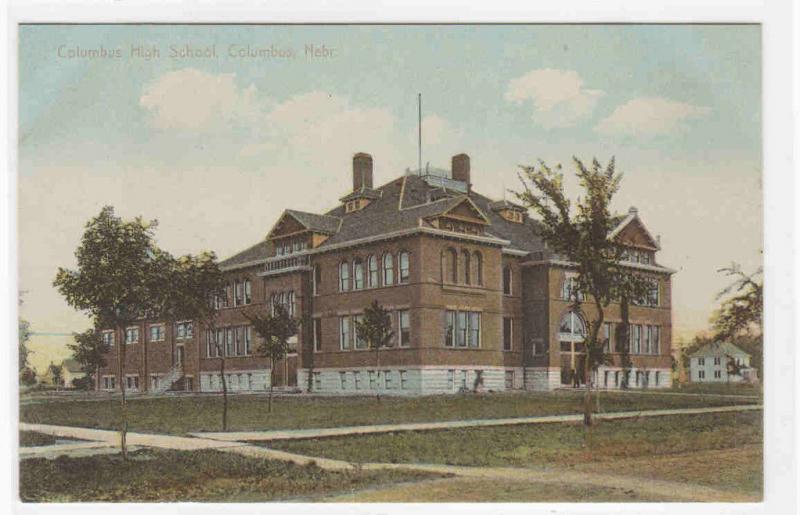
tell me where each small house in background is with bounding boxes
[689,342,757,384]
[60,359,85,388]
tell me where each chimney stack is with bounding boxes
[352,153,373,191]
[452,153,470,185]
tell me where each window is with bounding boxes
[339,371,347,389]
[244,326,252,355]
[629,324,642,354]
[103,376,116,390]
[472,251,483,285]
[561,275,584,302]
[400,370,408,390]
[559,312,586,341]
[368,370,377,389]
[102,330,115,347]
[503,266,512,295]
[353,258,365,290]
[206,330,217,357]
[368,255,379,287]
[462,250,471,284]
[714,370,722,379]
[505,370,514,389]
[176,321,193,340]
[649,326,660,355]
[655,371,660,386]
[313,266,321,295]
[698,357,705,366]
[234,326,244,355]
[225,328,234,357]
[354,371,362,390]
[643,325,651,355]
[384,370,393,389]
[126,376,139,390]
[243,280,252,304]
[714,357,721,366]
[699,370,706,379]
[398,310,411,347]
[447,369,455,391]
[234,280,244,306]
[503,317,513,351]
[382,253,394,285]
[603,322,612,352]
[353,314,367,349]
[339,316,351,350]
[460,370,468,390]
[647,281,659,307]
[271,291,295,317]
[445,310,481,348]
[399,251,410,283]
[339,261,351,291]
[313,318,322,352]
[125,327,139,344]
[313,372,322,390]
[447,248,458,283]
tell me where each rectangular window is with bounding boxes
[226,328,234,357]
[354,371,362,390]
[398,310,411,347]
[102,330,114,347]
[632,325,641,354]
[313,372,321,390]
[125,327,139,344]
[339,262,350,291]
[460,370,468,390]
[176,321,193,340]
[353,314,367,349]
[313,318,322,352]
[384,370,393,389]
[655,371,660,386]
[457,311,468,347]
[714,357,721,366]
[368,370,377,389]
[468,312,481,348]
[126,376,139,390]
[643,325,651,355]
[714,370,722,379]
[235,326,244,356]
[503,266,512,295]
[244,326,252,355]
[503,317,513,351]
[234,280,243,306]
[339,316,351,350]
[339,371,347,390]
[400,370,408,390]
[313,266,321,296]
[699,370,705,379]
[447,369,455,391]
[698,357,705,366]
[149,324,165,342]
[353,260,365,290]
[603,322,612,353]
[399,252,410,283]
[505,370,514,389]
[206,330,217,358]
[444,310,455,347]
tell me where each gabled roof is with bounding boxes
[609,207,660,250]
[284,210,341,234]
[689,341,750,358]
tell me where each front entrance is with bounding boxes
[176,345,185,367]
[559,311,587,386]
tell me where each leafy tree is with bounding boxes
[72,375,95,390]
[354,300,395,403]
[725,355,746,384]
[53,206,168,459]
[48,363,63,389]
[19,294,32,372]
[68,328,109,389]
[19,367,37,387]
[246,305,300,413]
[515,157,650,427]
[712,264,763,341]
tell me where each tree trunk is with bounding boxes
[375,347,381,404]
[268,356,274,413]
[583,300,605,428]
[220,355,228,432]
[117,325,128,460]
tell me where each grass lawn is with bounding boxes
[669,382,762,396]
[19,431,59,447]
[268,411,762,497]
[19,448,439,502]
[19,390,758,435]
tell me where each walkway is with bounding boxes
[193,403,763,442]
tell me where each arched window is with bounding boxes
[398,251,410,284]
[559,311,586,341]
[472,251,483,286]
[462,250,471,284]
[502,266,512,295]
[382,253,394,286]
[353,258,364,290]
[339,261,350,292]
[448,248,458,283]
[368,255,379,287]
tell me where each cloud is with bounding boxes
[139,68,270,130]
[595,97,711,137]
[505,69,605,128]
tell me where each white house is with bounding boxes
[688,342,757,384]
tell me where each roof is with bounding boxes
[219,166,666,268]
[689,341,750,358]
[61,358,83,373]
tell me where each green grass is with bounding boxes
[19,448,439,502]
[268,411,762,495]
[669,382,762,396]
[19,431,59,447]
[19,390,758,435]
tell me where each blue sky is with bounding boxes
[17,24,762,370]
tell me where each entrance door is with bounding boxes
[176,345,185,367]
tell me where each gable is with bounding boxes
[441,198,490,225]
[267,212,307,239]
[614,217,658,249]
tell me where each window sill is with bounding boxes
[442,284,486,295]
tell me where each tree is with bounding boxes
[354,300,395,403]
[246,305,299,413]
[20,367,37,387]
[48,363,64,390]
[712,264,763,342]
[53,205,168,460]
[515,157,650,427]
[19,293,32,372]
[69,328,109,389]
[726,355,746,384]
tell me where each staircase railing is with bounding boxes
[152,363,184,394]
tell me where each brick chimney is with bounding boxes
[352,153,373,191]
[452,153,470,185]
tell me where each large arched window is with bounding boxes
[398,251,410,284]
[472,251,483,286]
[462,250,471,284]
[382,253,394,286]
[559,311,586,341]
[339,261,350,292]
[368,255,379,287]
[353,258,364,290]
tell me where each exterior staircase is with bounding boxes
[152,363,183,394]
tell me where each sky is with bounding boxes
[17,24,762,372]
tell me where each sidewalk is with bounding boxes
[193,403,763,442]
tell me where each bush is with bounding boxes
[71,375,94,391]
[19,367,37,386]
